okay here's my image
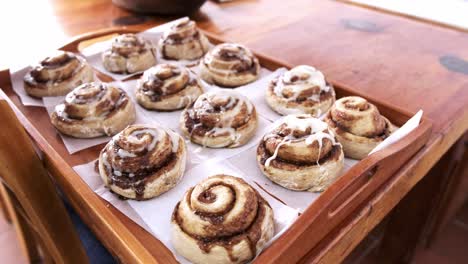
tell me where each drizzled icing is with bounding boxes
[264,114,338,167]
[273,65,331,102]
[204,43,254,69]
[24,51,84,85]
[186,90,254,146]
[139,64,190,97]
[111,34,147,56]
[54,82,127,121]
[159,18,210,61]
[104,125,181,178]
[163,18,199,45]
[65,82,106,104]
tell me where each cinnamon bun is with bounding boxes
[324,96,397,159]
[199,43,260,88]
[171,175,274,264]
[136,64,204,111]
[180,90,258,148]
[159,18,210,61]
[23,51,94,98]
[102,34,156,74]
[257,114,344,192]
[50,82,136,138]
[98,125,186,200]
[266,65,335,117]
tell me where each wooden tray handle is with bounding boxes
[256,119,432,263]
[326,119,432,220]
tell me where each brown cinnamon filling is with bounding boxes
[327,112,392,140]
[41,52,75,67]
[112,34,147,57]
[258,139,341,167]
[343,99,370,111]
[269,80,334,104]
[182,105,250,137]
[57,90,129,123]
[172,194,269,262]
[105,150,177,200]
[26,56,81,85]
[140,68,195,102]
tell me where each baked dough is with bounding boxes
[266,65,335,117]
[98,124,186,200]
[159,18,210,60]
[102,34,156,74]
[51,82,136,138]
[136,63,204,111]
[171,175,274,264]
[199,43,260,88]
[324,96,397,159]
[24,51,94,98]
[180,90,258,148]
[257,114,344,192]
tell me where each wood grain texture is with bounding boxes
[0,98,88,263]
[0,0,467,262]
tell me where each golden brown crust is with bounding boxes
[324,96,398,159]
[265,65,335,117]
[171,175,274,264]
[256,114,344,192]
[136,64,204,111]
[102,34,156,74]
[180,90,258,148]
[98,125,186,200]
[50,82,135,138]
[24,51,94,97]
[159,18,210,60]
[199,43,260,88]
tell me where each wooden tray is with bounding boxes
[0,27,432,263]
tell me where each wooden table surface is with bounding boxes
[1,0,467,263]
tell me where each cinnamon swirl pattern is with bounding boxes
[24,51,94,98]
[266,65,335,117]
[180,90,258,148]
[257,114,344,192]
[171,175,274,264]
[51,82,136,138]
[102,34,156,74]
[159,18,210,61]
[199,43,260,88]
[136,64,204,111]
[98,125,186,200]
[324,96,397,159]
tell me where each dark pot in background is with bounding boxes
[113,0,207,15]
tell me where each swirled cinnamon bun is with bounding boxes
[324,96,397,159]
[136,64,204,111]
[266,65,335,117]
[23,51,94,98]
[102,34,156,74]
[98,125,186,200]
[171,175,274,264]
[180,90,258,148]
[257,114,344,192]
[159,18,210,61]
[199,43,260,88]
[50,82,136,138]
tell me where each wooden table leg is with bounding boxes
[377,132,468,263]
